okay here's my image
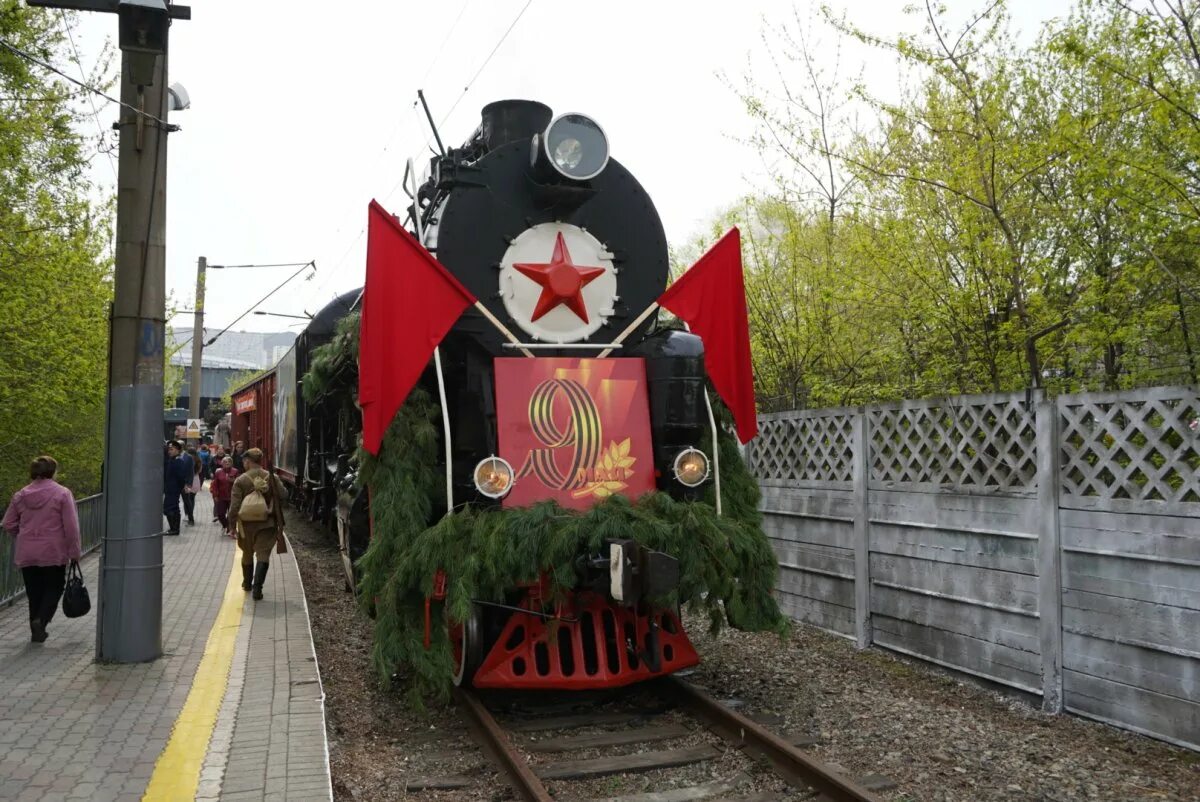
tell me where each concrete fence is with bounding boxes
[750,386,1199,750]
[0,493,103,607]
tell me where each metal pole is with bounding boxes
[433,347,454,512]
[702,390,722,516]
[188,255,205,420]
[97,42,169,663]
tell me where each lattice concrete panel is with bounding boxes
[869,397,1037,493]
[753,412,855,484]
[1059,389,1200,504]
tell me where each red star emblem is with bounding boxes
[512,232,606,323]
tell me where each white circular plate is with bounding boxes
[498,223,617,343]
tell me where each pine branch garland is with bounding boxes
[353,390,786,704]
[304,328,785,704]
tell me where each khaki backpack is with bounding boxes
[239,473,273,522]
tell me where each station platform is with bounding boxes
[0,493,332,802]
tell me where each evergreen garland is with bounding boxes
[303,316,785,703]
[353,388,786,704]
[302,311,360,403]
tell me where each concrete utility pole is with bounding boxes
[97,32,171,663]
[189,255,206,419]
[24,4,188,666]
[27,0,191,663]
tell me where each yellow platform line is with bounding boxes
[143,556,246,801]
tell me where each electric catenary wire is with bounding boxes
[437,0,533,127]
[309,0,536,311]
[0,36,172,127]
[58,10,116,181]
[384,0,537,203]
[204,261,316,347]
[209,261,313,270]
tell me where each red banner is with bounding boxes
[233,391,256,414]
[495,358,656,510]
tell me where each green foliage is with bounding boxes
[354,389,785,704]
[0,3,114,500]
[728,1,1200,409]
[303,310,359,404]
[203,398,229,430]
[220,368,265,406]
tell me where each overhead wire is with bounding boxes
[0,36,173,128]
[308,0,474,305]
[429,0,535,141]
[209,261,313,270]
[205,261,317,347]
[58,10,116,181]
[364,0,471,178]
[312,0,537,310]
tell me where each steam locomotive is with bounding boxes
[233,101,724,688]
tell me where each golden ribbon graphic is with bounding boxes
[515,378,638,499]
[518,378,603,490]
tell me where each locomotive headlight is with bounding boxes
[474,456,515,499]
[553,137,584,171]
[543,113,609,181]
[673,448,710,488]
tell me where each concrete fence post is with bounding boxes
[853,410,872,649]
[1036,398,1064,713]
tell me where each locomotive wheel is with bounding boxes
[450,605,485,687]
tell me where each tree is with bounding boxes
[0,3,114,499]
[203,398,228,430]
[722,0,1200,408]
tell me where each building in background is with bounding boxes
[166,328,296,371]
[169,351,260,416]
[165,328,297,416]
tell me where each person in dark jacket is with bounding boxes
[228,448,285,600]
[3,456,82,642]
[231,441,246,473]
[162,441,192,535]
[181,447,203,526]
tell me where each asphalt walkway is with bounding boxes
[0,492,332,802]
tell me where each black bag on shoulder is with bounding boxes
[62,560,91,618]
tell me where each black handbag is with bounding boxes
[62,560,91,618]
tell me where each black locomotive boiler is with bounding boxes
[235,100,766,691]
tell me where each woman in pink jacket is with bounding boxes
[2,456,82,643]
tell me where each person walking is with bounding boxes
[181,447,203,526]
[163,441,192,535]
[209,444,226,521]
[231,441,246,473]
[199,443,212,480]
[228,448,286,600]
[2,456,82,643]
[211,456,239,534]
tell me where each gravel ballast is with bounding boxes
[686,621,1199,801]
[288,511,1198,801]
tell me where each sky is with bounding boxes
[60,0,1074,337]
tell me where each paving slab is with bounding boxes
[0,492,332,801]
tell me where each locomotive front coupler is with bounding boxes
[577,539,681,607]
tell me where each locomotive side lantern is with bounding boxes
[473,456,515,499]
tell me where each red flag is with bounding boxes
[358,200,476,455]
[657,228,758,443]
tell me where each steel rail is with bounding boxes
[453,688,554,802]
[660,676,883,802]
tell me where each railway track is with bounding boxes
[452,676,888,802]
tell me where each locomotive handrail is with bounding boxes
[501,342,623,350]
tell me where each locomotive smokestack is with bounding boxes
[479,100,552,150]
